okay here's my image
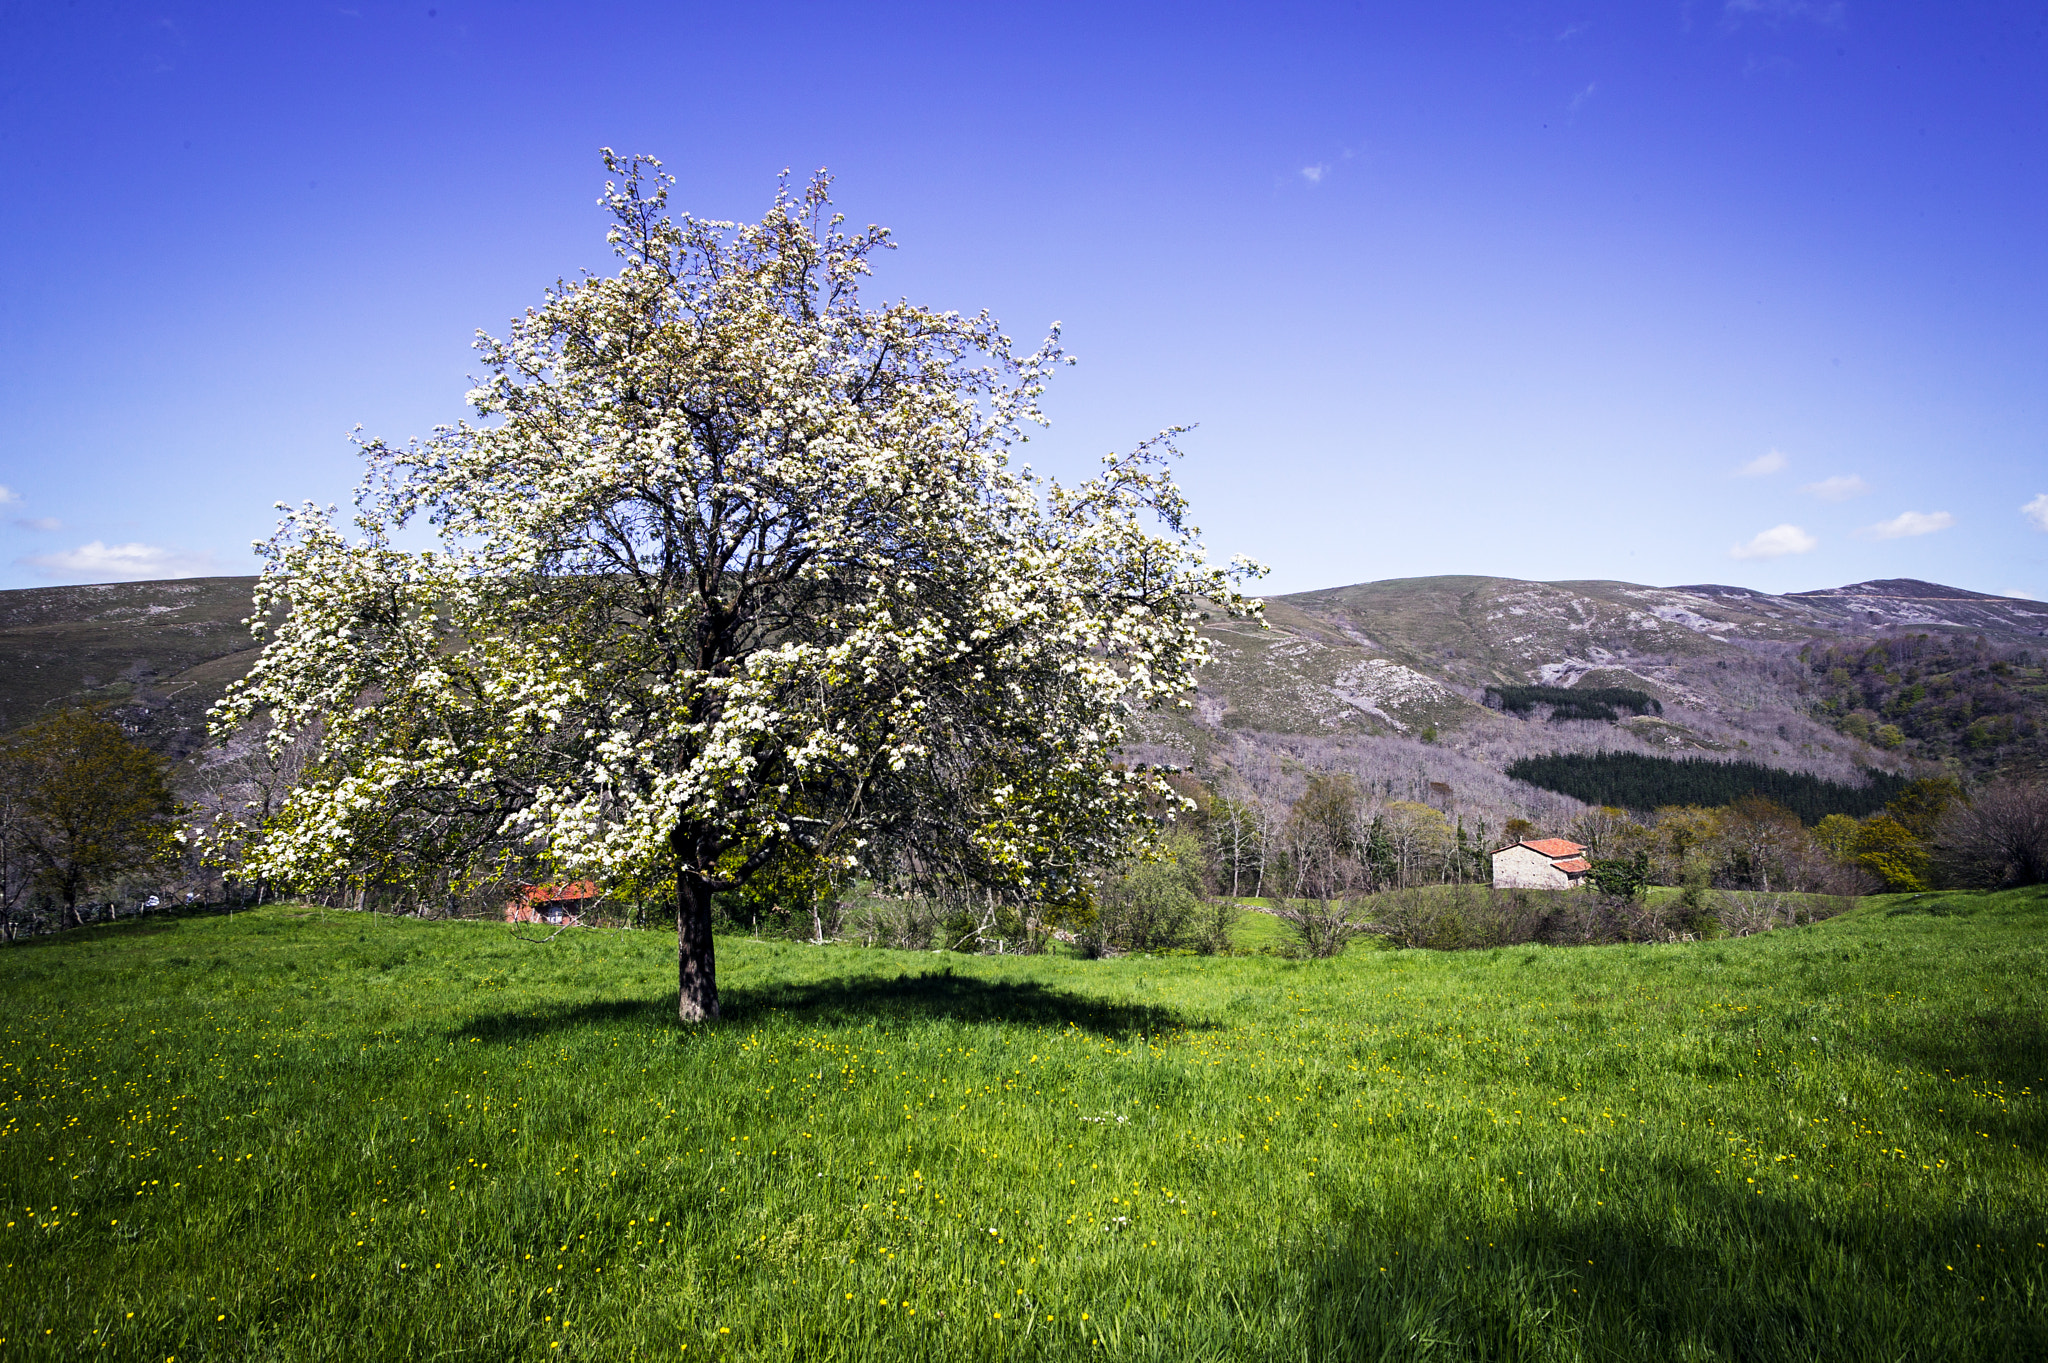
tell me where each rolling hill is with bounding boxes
[0,577,266,762]
[4,573,2043,824]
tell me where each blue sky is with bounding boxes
[2,1,2044,597]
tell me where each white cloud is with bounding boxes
[20,540,218,582]
[2000,588,2036,601]
[1729,524,1817,559]
[1798,474,1869,501]
[0,484,18,505]
[2023,493,2048,531]
[1860,510,1955,540]
[13,516,61,532]
[1568,82,1597,113]
[1736,449,1787,477]
[1299,164,1329,185]
[1724,0,1845,23]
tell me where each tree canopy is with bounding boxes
[1504,752,1907,824]
[212,155,1260,1019]
[0,708,177,929]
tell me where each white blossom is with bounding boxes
[210,156,1261,1014]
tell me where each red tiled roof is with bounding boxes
[1521,838,1586,858]
[1553,858,1592,874]
[521,880,600,904]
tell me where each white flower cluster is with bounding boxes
[210,155,1262,909]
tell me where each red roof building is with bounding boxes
[1490,839,1592,890]
[504,880,601,926]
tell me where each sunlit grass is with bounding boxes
[3,889,2045,1360]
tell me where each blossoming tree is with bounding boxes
[212,154,1261,1021]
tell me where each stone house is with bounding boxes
[1490,838,1592,890]
[504,880,600,926]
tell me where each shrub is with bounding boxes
[1273,896,1364,957]
[941,896,1028,954]
[1360,885,1701,950]
[1190,896,1242,956]
[844,893,946,950]
[1716,890,1852,936]
[1587,852,1652,899]
[1082,831,1206,955]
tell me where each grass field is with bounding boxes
[3,890,2045,1361]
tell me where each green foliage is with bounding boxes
[941,897,1027,954]
[1485,685,1663,722]
[1506,752,1908,824]
[1586,851,1652,900]
[1854,814,1930,892]
[1805,633,2047,772]
[1086,830,1208,954]
[1812,813,1862,860]
[1676,861,1719,933]
[715,839,848,942]
[4,894,2045,1359]
[1885,777,1964,839]
[0,708,178,925]
[1189,894,1242,956]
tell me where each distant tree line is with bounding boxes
[1484,685,1662,722]
[761,760,2048,959]
[1505,751,1907,824]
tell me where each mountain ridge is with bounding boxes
[4,573,2042,827]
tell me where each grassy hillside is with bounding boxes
[0,576,260,760]
[4,894,2044,1360]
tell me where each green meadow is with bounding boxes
[4,892,2045,1361]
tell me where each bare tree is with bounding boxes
[1712,795,1806,892]
[1272,774,1367,956]
[1205,780,1264,900]
[1932,779,2048,888]
[1250,793,1288,900]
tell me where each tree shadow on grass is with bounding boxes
[1862,1005,2048,1151]
[1257,1183,2046,1362]
[458,968,1208,1042]
[1875,1005,2048,1087]
[729,968,1208,1037]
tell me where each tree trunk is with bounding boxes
[677,875,720,1023]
